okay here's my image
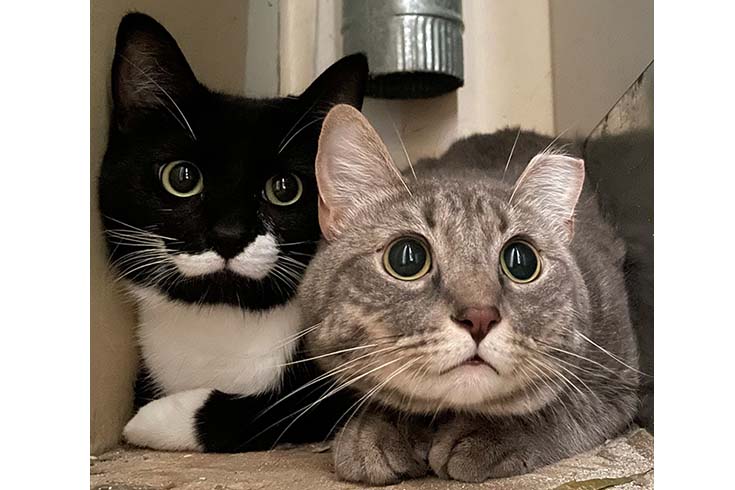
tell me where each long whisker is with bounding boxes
[278,240,319,247]
[278,255,308,269]
[524,360,576,421]
[391,118,416,181]
[278,97,324,151]
[332,357,423,447]
[119,54,197,141]
[534,340,622,377]
[540,125,573,156]
[103,216,178,241]
[387,159,413,197]
[528,357,585,399]
[502,127,522,182]
[534,346,629,383]
[277,356,420,448]
[286,251,315,258]
[278,117,325,155]
[274,344,378,368]
[536,353,601,403]
[254,346,403,421]
[561,327,648,376]
[246,356,408,448]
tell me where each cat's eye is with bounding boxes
[264,173,303,206]
[383,237,432,281]
[160,160,203,197]
[500,240,541,283]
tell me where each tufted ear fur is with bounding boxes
[315,105,404,241]
[111,13,199,131]
[510,152,585,239]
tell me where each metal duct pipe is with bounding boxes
[342,0,464,99]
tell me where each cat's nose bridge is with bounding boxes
[444,276,500,317]
[440,253,500,305]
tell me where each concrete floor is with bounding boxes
[91,429,652,490]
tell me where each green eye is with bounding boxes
[500,240,541,283]
[383,237,431,281]
[160,160,203,197]
[264,173,303,206]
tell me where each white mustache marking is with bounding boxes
[171,233,279,279]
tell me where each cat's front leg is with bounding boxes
[333,410,430,485]
[123,388,212,451]
[429,415,559,482]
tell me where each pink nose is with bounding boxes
[452,306,501,343]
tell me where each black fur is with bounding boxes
[99,13,368,450]
[195,348,354,452]
[99,13,367,309]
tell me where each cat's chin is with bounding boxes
[123,266,295,310]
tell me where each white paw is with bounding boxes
[123,388,212,451]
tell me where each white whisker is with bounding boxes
[119,54,197,141]
[502,127,522,182]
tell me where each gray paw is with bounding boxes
[333,411,429,485]
[429,418,531,482]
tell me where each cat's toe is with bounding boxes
[429,434,496,482]
[334,440,426,485]
[333,414,427,485]
[430,424,533,482]
[429,421,472,479]
[444,450,493,482]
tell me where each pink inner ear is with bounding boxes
[317,196,336,242]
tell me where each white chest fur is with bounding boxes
[132,287,301,396]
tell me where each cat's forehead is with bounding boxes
[351,179,511,247]
[188,94,316,174]
[198,95,299,142]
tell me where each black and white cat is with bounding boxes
[98,13,367,451]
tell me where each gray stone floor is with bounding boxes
[91,429,652,490]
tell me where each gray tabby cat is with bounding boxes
[298,105,640,484]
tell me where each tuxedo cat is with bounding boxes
[98,13,367,451]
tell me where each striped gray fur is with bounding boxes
[299,106,639,484]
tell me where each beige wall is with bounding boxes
[549,0,654,137]
[281,0,556,169]
[90,0,249,454]
[376,0,556,166]
[283,0,654,160]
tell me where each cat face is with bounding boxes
[300,106,589,415]
[99,14,367,309]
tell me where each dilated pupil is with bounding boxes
[504,242,537,280]
[272,174,298,202]
[388,239,427,277]
[170,163,198,193]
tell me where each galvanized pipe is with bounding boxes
[343,0,464,99]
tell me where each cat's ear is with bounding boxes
[511,152,585,239]
[298,54,368,111]
[315,104,404,241]
[111,13,199,129]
